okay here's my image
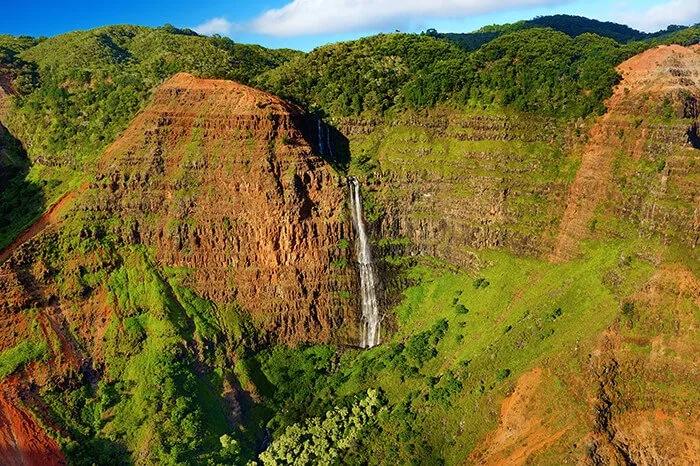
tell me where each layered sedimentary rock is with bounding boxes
[343,111,579,267]
[554,44,700,260]
[78,73,355,343]
[345,45,699,268]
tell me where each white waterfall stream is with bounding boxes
[348,176,381,348]
[317,118,327,156]
[317,119,379,347]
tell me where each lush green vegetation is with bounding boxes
[259,389,385,465]
[239,237,696,464]
[0,320,49,379]
[7,25,299,167]
[28,227,695,463]
[36,246,252,464]
[258,33,465,116]
[437,14,686,50]
[258,28,644,118]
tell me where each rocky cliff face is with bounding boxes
[347,45,699,268]
[0,72,360,359]
[342,110,580,268]
[74,73,355,343]
[554,44,700,261]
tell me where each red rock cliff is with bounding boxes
[77,73,356,343]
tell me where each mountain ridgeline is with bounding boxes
[0,15,698,465]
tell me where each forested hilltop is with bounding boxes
[0,14,698,465]
[0,25,299,251]
[257,19,700,118]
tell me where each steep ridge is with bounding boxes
[551,114,617,261]
[77,72,355,344]
[0,74,358,462]
[468,368,567,466]
[0,185,84,264]
[0,72,359,356]
[553,44,700,261]
[0,384,64,466]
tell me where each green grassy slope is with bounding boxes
[247,238,697,464]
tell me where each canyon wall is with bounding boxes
[0,45,696,465]
[78,73,356,343]
[345,45,699,269]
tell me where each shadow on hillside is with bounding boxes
[687,122,700,149]
[300,115,350,174]
[325,124,350,173]
[0,123,47,251]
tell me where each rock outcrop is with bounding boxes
[553,44,700,261]
[0,383,64,466]
[344,110,579,267]
[76,73,356,344]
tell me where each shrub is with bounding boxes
[496,368,511,381]
[0,338,49,379]
[472,278,490,289]
[621,301,635,321]
[549,307,563,320]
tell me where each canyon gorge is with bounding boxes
[0,19,697,465]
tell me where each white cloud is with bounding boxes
[614,0,700,32]
[249,0,567,37]
[193,17,233,36]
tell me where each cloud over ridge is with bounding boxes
[614,0,700,32]
[249,0,566,37]
[193,17,233,36]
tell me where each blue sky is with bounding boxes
[2,0,699,51]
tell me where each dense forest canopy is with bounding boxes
[437,14,694,50]
[257,26,678,118]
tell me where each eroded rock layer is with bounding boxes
[345,45,699,268]
[554,44,700,260]
[80,73,355,343]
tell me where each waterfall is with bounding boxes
[317,118,326,156]
[317,118,333,158]
[348,176,381,348]
[326,124,333,158]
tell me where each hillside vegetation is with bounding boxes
[257,24,699,119]
[0,25,299,250]
[437,14,692,50]
[0,15,698,465]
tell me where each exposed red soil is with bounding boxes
[612,409,700,465]
[0,384,64,466]
[610,44,700,108]
[552,44,700,261]
[0,183,87,264]
[468,368,567,465]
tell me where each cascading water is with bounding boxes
[317,118,334,157]
[317,118,327,156]
[348,176,381,348]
